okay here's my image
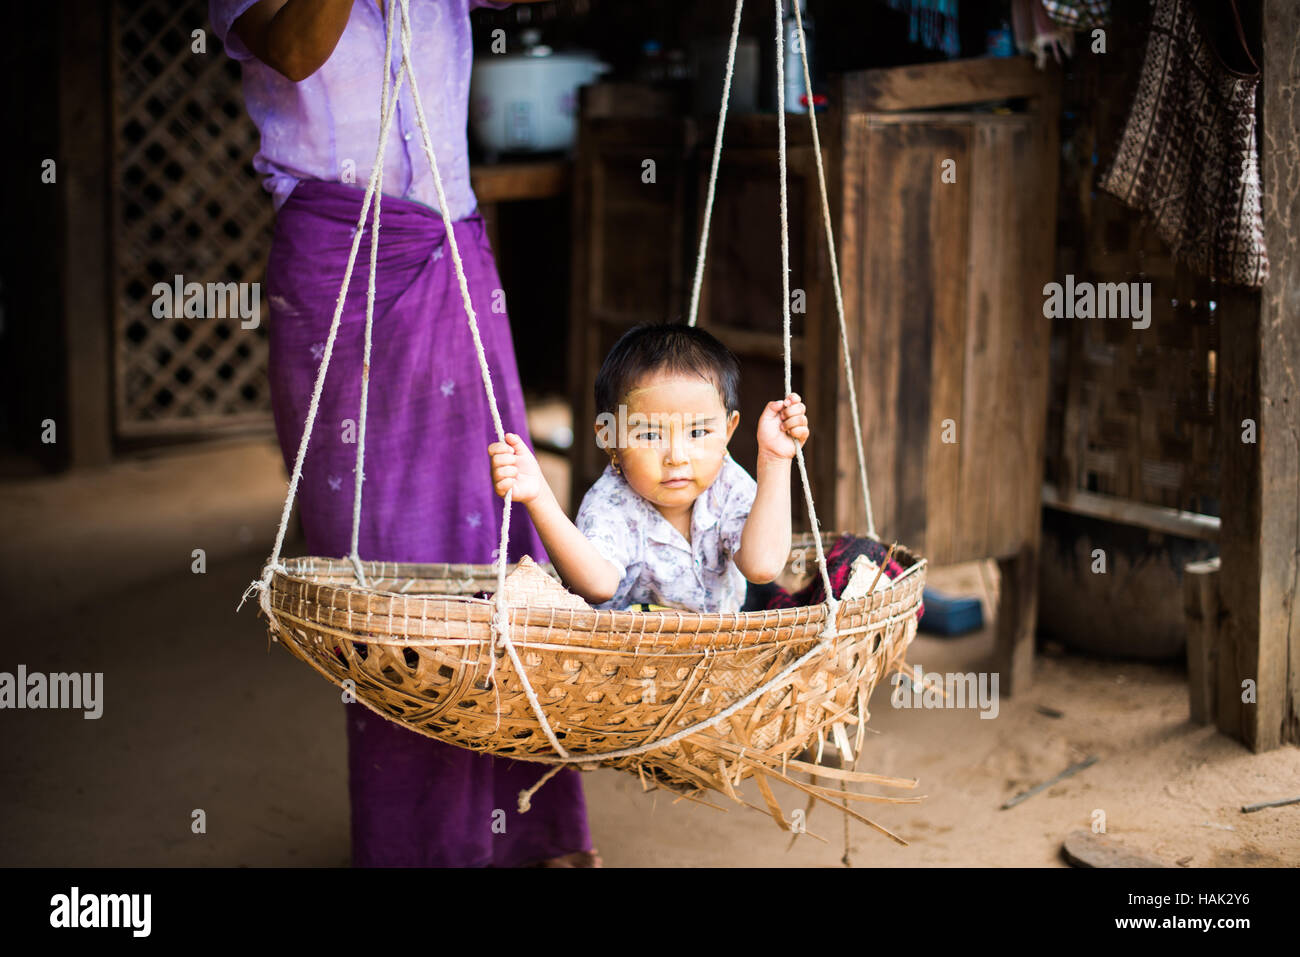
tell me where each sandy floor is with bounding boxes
[1,437,1296,867]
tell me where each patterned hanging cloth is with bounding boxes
[1041,0,1111,28]
[1011,0,1074,67]
[880,0,961,59]
[1099,0,1269,287]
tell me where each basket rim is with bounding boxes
[265,533,927,646]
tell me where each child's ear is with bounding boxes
[725,409,740,442]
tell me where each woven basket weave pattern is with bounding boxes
[266,534,925,796]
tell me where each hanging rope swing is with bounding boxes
[239,0,928,842]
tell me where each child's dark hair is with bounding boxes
[595,322,741,415]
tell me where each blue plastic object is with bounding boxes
[918,587,984,636]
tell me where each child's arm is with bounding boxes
[733,393,809,584]
[488,433,622,603]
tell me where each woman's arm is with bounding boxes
[232,0,355,82]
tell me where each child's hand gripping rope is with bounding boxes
[488,432,547,505]
[755,392,810,460]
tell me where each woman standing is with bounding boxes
[211,0,597,867]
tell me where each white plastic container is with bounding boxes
[470,29,611,155]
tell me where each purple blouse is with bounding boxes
[210,0,511,219]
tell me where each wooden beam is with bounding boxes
[994,545,1038,696]
[1216,1,1300,750]
[59,0,113,467]
[840,56,1052,114]
[470,159,572,204]
[1042,485,1221,541]
[1184,557,1221,726]
[1254,0,1300,748]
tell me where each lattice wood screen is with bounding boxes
[112,0,273,438]
[1044,6,1220,517]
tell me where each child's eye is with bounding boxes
[636,431,660,442]
[691,428,709,438]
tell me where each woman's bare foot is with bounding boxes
[523,848,602,867]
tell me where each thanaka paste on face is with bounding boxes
[608,372,740,519]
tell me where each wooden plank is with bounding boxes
[1216,282,1259,745]
[1184,557,1221,726]
[1016,68,1060,549]
[1254,0,1300,748]
[579,82,676,120]
[706,326,805,365]
[922,124,972,564]
[1041,485,1220,540]
[841,56,1052,114]
[995,545,1037,694]
[858,117,975,553]
[995,121,1042,560]
[60,0,113,467]
[819,102,846,535]
[955,122,1006,561]
[832,110,868,538]
[856,120,903,547]
[469,159,571,204]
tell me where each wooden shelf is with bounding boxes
[470,159,572,204]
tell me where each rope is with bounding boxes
[790,0,875,539]
[237,0,411,622]
[392,0,568,758]
[349,0,406,587]
[241,0,892,797]
[775,0,839,636]
[686,0,744,329]
[509,601,925,767]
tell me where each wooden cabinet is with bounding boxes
[570,59,1060,690]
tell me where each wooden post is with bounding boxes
[994,545,1038,696]
[1254,1,1300,747]
[1216,2,1300,749]
[1183,557,1221,725]
[58,0,113,467]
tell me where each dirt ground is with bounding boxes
[1,439,1297,867]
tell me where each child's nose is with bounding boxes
[665,428,688,463]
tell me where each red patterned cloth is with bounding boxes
[763,534,922,618]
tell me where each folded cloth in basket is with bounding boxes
[763,534,922,618]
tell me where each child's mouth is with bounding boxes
[661,477,692,487]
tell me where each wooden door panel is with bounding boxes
[958,118,1050,561]
[855,118,973,557]
[849,114,1052,564]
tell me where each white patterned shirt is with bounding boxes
[574,453,759,614]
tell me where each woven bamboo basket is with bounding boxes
[261,532,927,834]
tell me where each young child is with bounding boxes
[487,323,809,613]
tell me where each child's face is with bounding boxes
[599,371,740,512]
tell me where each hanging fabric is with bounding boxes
[880,0,961,59]
[1099,0,1269,288]
[1011,0,1074,67]
[1041,0,1111,28]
